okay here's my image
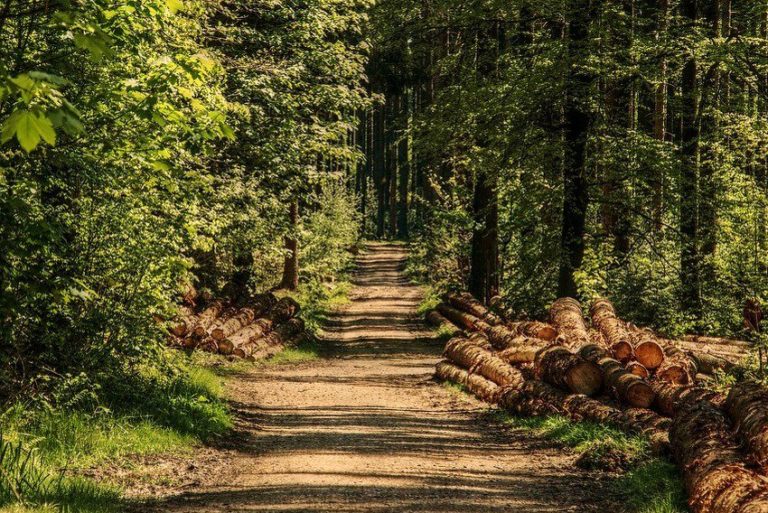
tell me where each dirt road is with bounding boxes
[143,243,620,512]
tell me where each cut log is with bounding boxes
[655,344,697,384]
[443,337,526,388]
[170,306,195,337]
[198,338,218,353]
[635,331,664,370]
[626,362,649,379]
[498,379,566,417]
[269,296,301,323]
[674,338,749,355]
[670,400,768,513]
[192,301,225,337]
[688,351,737,375]
[437,303,483,332]
[435,360,499,402]
[589,298,636,352]
[611,341,635,363]
[726,382,768,472]
[534,345,603,397]
[651,381,724,417]
[426,311,463,336]
[211,307,256,341]
[507,321,558,342]
[549,297,591,349]
[597,358,654,408]
[224,321,271,354]
[579,344,654,408]
[235,318,305,359]
[446,292,503,326]
[497,337,554,364]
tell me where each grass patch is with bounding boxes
[279,279,352,334]
[1,354,233,512]
[494,412,687,513]
[441,381,470,397]
[264,336,321,365]
[416,290,441,317]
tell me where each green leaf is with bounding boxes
[15,111,42,152]
[7,111,57,152]
[166,0,184,13]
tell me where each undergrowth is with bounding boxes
[0,354,232,512]
[494,412,687,513]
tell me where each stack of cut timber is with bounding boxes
[168,292,307,361]
[428,290,768,513]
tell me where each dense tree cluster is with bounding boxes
[362,0,768,335]
[0,0,369,398]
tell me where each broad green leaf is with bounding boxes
[15,111,42,152]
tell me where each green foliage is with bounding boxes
[371,0,768,335]
[0,355,231,511]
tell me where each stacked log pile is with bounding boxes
[427,292,768,513]
[167,293,308,361]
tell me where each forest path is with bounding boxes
[143,242,620,513]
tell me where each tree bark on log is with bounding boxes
[234,318,305,358]
[437,303,483,331]
[211,307,256,341]
[589,298,635,349]
[726,382,768,472]
[192,301,225,337]
[578,344,654,408]
[170,306,195,337]
[497,337,554,364]
[446,292,502,325]
[549,297,591,349]
[670,400,768,513]
[651,381,724,417]
[224,320,272,354]
[507,321,559,341]
[443,337,526,388]
[688,351,738,375]
[656,344,698,384]
[435,360,499,402]
[534,345,603,396]
[426,310,463,336]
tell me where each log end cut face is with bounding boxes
[565,361,604,398]
[635,340,665,370]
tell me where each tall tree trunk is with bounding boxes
[558,0,595,299]
[397,90,410,239]
[469,171,499,304]
[700,0,722,279]
[374,102,386,238]
[469,20,502,304]
[679,0,701,317]
[387,94,398,238]
[279,200,299,290]
[653,0,669,230]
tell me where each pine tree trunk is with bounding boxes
[680,0,702,318]
[279,200,299,290]
[397,90,410,239]
[558,0,594,299]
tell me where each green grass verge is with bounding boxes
[1,355,233,513]
[494,412,687,513]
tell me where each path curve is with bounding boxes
[145,242,620,512]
